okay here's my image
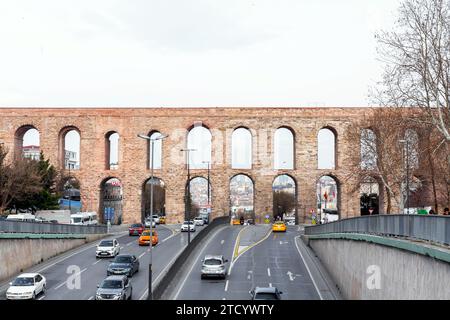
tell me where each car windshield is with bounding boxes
[99,240,113,247]
[254,292,278,300]
[204,259,222,266]
[100,280,123,289]
[12,277,34,286]
[114,256,132,263]
[131,224,141,228]
[72,217,82,223]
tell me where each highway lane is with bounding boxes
[173,225,242,300]
[172,225,322,300]
[2,224,205,300]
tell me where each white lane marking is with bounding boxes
[88,296,94,300]
[139,236,186,300]
[38,295,45,300]
[92,260,101,265]
[224,280,229,292]
[269,283,272,287]
[287,271,295,281]
[221,240,225,245]
[294,235,323,300]
[267,268,271,277]
[120,247,124,250]
[173,226,228,300]
[127,242,133,246]
[54,268,87,290]
[138,252,146,259]
[222,298,226,300]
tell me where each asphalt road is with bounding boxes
[173,225,322,300]
[1,224,205,300]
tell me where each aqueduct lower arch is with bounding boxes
[0,107,375,224]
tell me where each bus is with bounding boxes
[70,212,98,225]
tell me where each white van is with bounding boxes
[70,212,98,225]
[6,213,36,222]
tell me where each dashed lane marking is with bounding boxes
[54,268,87,290]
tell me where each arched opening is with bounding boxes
[360,128,377,170]
[274,127,294,169]
[316,175,339,223]
[105,132,119,170]
[360,177,380,215]
[406,176,433,214]
[14,125,40,160]
[318,128,336,169]
[272,174,297,224]
[60,127,81,170]
[142,177,165,222]
[57,177,81,214]
[404,129,419,169]
[187,125,212,169]
[100,178,123,225]
[230,174,254,222]
[187,176,212,220]
[147,131,163,170]
[232,127,252,169]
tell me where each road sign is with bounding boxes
[103,207,115,221]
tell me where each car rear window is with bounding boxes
[142,231,156,236]
[204,259,222,266]
[131,224,142,228]
[254,292,278,300]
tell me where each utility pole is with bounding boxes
[181,148,196,244]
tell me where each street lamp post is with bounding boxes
[202,161,211,221]
[399,139,410,214]
[181,148,196,245]
[138,133,168,301]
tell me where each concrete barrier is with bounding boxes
[303,234,450,300]
[0,233,105,283]
[152,216,230,300]
[0,220,107,234]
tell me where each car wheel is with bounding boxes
[32,292,36,300]
[42,284,46,294]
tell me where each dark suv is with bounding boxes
[107,255,139,277]
[95,275,132,300]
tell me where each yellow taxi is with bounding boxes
[159,216,166,224]
[272,221,287,232]
[232,218,241,225]
[138,229,159,246]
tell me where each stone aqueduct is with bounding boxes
[0,107,373,224]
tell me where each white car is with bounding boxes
[6,273,46,300]
[193,217,205,226]
[152,215,160,224]
[96,239,120,258]
[144,218,156,228]
[181,221,196,232]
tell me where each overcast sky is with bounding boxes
[0,0,401,107]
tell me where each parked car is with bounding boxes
[96,239,120,258]
[128,223,145,236]
[95,275,132,300]
[181,221,196,232]
[6,273,46,300]
[201,255,228,279]
[144,217,156,228]
[193,217,205,226]
[138,229,159,246]
[107,255,139,277]
[249,287,283,300]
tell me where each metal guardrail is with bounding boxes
[0,220,107,235]
[304,215,450,246]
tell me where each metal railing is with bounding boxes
[304,215,450,246]
[0,220,107,235]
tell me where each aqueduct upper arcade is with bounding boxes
[0,107,383,224]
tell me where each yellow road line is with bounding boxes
[232,226,249,260]
[235,227,272,261]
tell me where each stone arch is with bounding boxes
[59,126,81,170]
[14,124,40,160]
[187,124,212,169]
[317,126,337,170]
[141,176,166,222]
[232,126,252,169]
[274,126,295,170]
[360,128,377,170]
[146,130,164,170]
[316,174,341,222]
[99,177,123,225]
[58,176,82,214]
[186,176,212,219]
[229,173,255,221]
[105,131,120,170]
[360,175,382,215]
[272,174,298,224]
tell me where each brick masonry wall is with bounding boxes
[0,107,369,224]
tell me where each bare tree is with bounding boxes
[374,0,450,146]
